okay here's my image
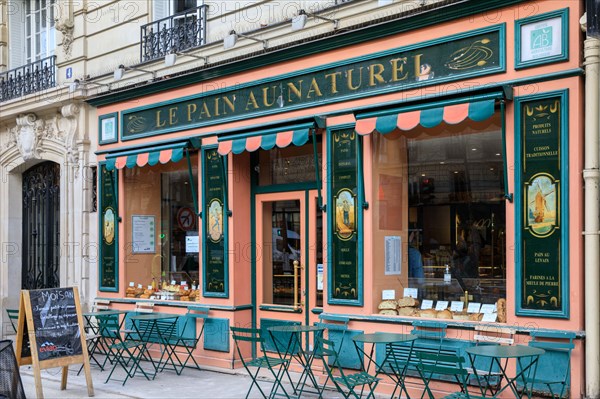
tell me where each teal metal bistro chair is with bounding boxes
[520,331,576,399]
[317,336,380,399]
[5,309,19,334]
[416,351,486,399]
[231,326,292,399]
[167,305,210,374]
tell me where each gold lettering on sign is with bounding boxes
[306,78,323,99]
[199,102,211,119]
[347,67,363,91]
[390,57,408,82]
[262,86,277,107]
[169,107,178,125]
[369,63,386,86]
[325,72,342,94]
[287,80,303,103]
[246,91,259,110]
[156,110,167,128]
[413,53,424,79]
[222,95,235,114]
[187,104,197,122]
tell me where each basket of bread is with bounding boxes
[378,296,420,316]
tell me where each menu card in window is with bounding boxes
[435,301,449,311]
[480,304,496,314]
[450,301,464,312]
[131,215,155,254]
[421,300,434,310]
[467,302,482,313]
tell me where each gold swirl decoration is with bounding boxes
[445,38,494,70]
[127,115,147,134]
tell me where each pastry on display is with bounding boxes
[469,313,483,321]
[496,298,507,323]
[437,309,453,319]
[379,309,398,316]
[419,308,438,318]
[397,307,417,317]
[452,312,471,320]
[397,297,420,308]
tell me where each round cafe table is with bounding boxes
[465,345,545,398]
[352,333,417,399]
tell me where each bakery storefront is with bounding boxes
[92,1,584,396]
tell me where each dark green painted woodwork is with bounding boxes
[99,164,118,292]
[330,129,360,302]
[259,318,300,354]
[203,317,230,352]
[118,26,503,140]
[520,96,562,312]
[203,149,227,296]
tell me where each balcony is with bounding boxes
[0,56,56,103]
[141,5,208,63]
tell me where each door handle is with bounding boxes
[293,260,303,310]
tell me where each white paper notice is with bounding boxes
[317,264,324,291]
[421,300,434,310]
[185,236,199,253]
[450,301,464,312]
[481,312,498,322]
[403,288,418,299]
[132,215,155,253]
[480,304,496,314]
[384,236,402,275]
[467,302,482,313]
[382,290,396,300]
[435,301,449,311]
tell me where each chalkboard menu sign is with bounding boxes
[15,287,94,398]
[28,288,82,361]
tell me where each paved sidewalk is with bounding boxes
[19,362,346,399]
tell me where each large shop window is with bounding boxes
[372,113,506,320]
[123,154,199,297]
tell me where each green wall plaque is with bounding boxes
[202,148,228,297]
[515,90,569,318]
[99,164,119,292]
[328,129,362,305]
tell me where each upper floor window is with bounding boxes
[153,0,203,20]
[8,0,56,69]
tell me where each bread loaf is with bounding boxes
[378,300,398,310]
[496,298,507,323]
[397,297,420,308]
[469,313,483,321]
[419,309,438,318]
[437,309,453,319]
[452,312,470,320]
[397,307,417,317]
[379,309,398,316]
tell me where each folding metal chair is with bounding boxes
[416,352,486,399]
[231,326,292,399]
[101,314,156,385]
[5,309,18,334]
[317,336,380,399]
[466,325,516,395]
[521,331,576,399]
[168,305,209,374]
[309,314,350,394]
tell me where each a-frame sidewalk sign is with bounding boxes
[15,286,94,398]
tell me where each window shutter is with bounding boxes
[8,0,26,69]
[153,0,170,21]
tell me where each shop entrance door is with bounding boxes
[255,190,323,327]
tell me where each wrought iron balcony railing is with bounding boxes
[141,5,208,63]
[0,55,56,102]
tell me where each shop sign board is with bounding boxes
[119,25,504,140]
[203,148,227,297]
[99,164,118,291]
[516,91,569,318]
[329,129,362,305]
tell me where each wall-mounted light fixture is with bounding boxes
[291,9,339,31]
[113,64,157,81]
[223,30,268,50]
[164,51,208,67]
[68,78,111,93]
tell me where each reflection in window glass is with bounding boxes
[123,155,198,289]
[372,115,506,310]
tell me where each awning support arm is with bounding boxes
[311,128,324,211]
[501,100,513,202]
[185,148,200,217]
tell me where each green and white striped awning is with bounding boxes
[217,122,314,156]
[104,141,190,171]
[354,95,499,135]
